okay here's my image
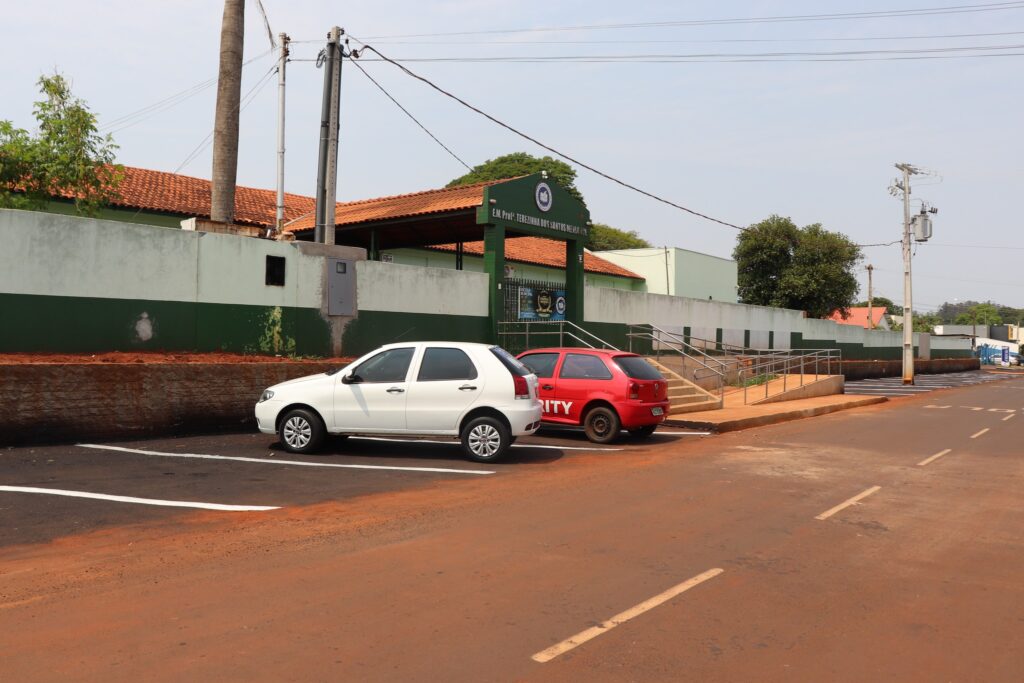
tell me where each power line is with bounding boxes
[172,64,278,175]
[101,49,274,134]
[359,2,1024,39]
[358,29,1024,46]
[348,58,471,171]
[346,42,1024,63]
[353,45,747,232]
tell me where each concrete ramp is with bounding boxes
[725,374,844,407]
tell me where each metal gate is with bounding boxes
[502,277,566,323]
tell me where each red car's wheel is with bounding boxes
[583,406,621,444]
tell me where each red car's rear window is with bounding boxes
[613,355,663,380]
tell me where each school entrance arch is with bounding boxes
[290,173,591,343]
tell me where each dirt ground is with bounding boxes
[0,351,353,364]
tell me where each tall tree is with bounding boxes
[732,215,800,310]
[734,215,862,318]
[855,295,895,314]
[0,74,120,215]
[587,223,652,251]
[447,152,583,203]
[211,0,244,223]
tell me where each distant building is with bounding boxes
[593,247,738,302]
[827,307,890,330]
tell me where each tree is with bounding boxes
[0,74,121,215]
[447,152,583,203]
[855,295,895,315]
[954,302,1002,326]
[587,223,652,251]
[891,312,942,333]
[211,0,245,223]
[734,215,862,318]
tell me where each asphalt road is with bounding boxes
[0,427,705,548]
[1,377,1022,682]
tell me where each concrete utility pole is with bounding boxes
[274,33,290,236]
[896,162,919,385]
[211,0,245,224]
[867,264,874,330]
[314,27,343,245]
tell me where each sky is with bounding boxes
[3,1,1022,312]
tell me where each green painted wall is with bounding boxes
[0,292,332,356]
[788,332,972,360]
[341,310,492,357]
[44,199,186,228]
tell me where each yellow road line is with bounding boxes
[531,568,724,663]
[815,486,882,521]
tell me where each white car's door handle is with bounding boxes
[386,387,405,394]
[458,384,478,391]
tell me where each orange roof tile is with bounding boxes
[828,307,888,328]
[429,237,643,280]
[286,179,501,232]
[55,166,316,227]
[47,166,641,279]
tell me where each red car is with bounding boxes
[516,347,670,443]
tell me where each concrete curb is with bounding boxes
[664,396,888,433]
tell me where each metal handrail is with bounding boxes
[497,320,618,351]
[626,323,728,399]
[739,347,841,404]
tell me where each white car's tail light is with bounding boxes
[513,374,530,400]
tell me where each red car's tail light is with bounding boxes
[513,374,530,400]
[629,381,639,400]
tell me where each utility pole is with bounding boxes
[895,163,919,384]
[314,27,343,245]
[867,264,874,329]
[211,0,245,224]
[273,33,290,236]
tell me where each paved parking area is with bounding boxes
[843,370,1005,397]
[0,426,707,547]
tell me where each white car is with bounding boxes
[255,342,543,462]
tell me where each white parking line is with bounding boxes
[77,444,495,475]
[918,449,952,467]
[1004,414,1016,422]
[0,485,278,511]
[530,568,724,663]
[350,436,624,452]
[815,486,881,520]
[970,428,990,439]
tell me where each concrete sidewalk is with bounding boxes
[664,393,887,433]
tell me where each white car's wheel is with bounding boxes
[461,416,511,463]
[279,408,325,454]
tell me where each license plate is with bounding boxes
[651,407,664,416]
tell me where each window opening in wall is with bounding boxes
[266,255,286,286]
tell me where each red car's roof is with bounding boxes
[517,347,636,357]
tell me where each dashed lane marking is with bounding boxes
[77,444,495,475]
[0,485,279,511]
[815,486,882,521]
[970,428,990,439]
[918,449,952,466]
[530,568,724,664]
[1004,413,1016,422]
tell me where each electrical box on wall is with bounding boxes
[327,258,355,316]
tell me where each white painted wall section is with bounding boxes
[356,261,489,316]
[0,209,327,308]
